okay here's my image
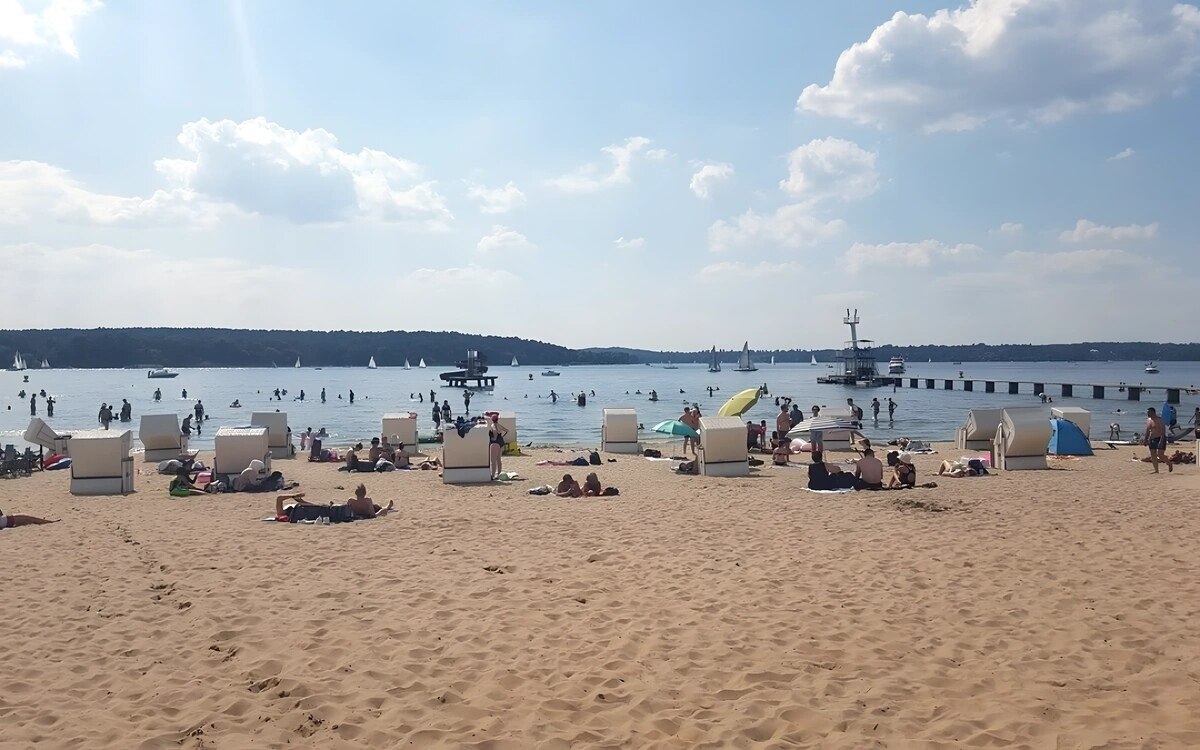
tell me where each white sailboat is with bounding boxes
[734,341,757,372]
[368,356,377,369]
[40,358,50,368]
[294,356,301,368]
[810,354,818,366]
[11,351,26,371]
[770,355,775,365]
[418,358,426,368]
[511,356,519,367]
[403,359,411,370]
[708,346,721,373]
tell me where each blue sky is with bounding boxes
[2,0,1198,350]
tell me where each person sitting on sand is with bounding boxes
[853,448,884,490]
[392,441,411,469]
[555,474,583,498]
[341,447,365,472]
[675,459,699,475]
[582,472,602,497]
[888,453,917,488]
[233,459,285,492]
[772,438,792,466]
[229,399,241,408]
[808,451,855,490]
[274,485,394,521]
[1,508,58,529]
[169,468,212,497]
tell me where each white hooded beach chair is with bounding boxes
[250,412,293,458]
[601,408,640,454]
[214,426,271,477]
[697,416,750,477]
[139,414,194,462]
[954,409,1006,451]
[382,413,419,453]
[1050,406,1091,439]
[993,407,1052,471]
[23,418,70,454]
[441,424,492,484]
[67,429,135,495]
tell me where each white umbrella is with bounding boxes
[786,417,860,440]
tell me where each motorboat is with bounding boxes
[734,341,757,372]
[1145,362,1160,374]
[541,369,561,377]
[888,356,906,375]
[147,367,179,379]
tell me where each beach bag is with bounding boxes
[602,487,619,496]
[643,448,662,458]
[589,451,601,465]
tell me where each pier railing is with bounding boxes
[889,377,1193,404]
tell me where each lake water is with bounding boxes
[3,361,1198,451]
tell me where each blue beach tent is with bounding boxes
[1048,418,1093,456]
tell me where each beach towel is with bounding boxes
[528,485,552,495]
[803,487,856,493]
[643,457,676,462]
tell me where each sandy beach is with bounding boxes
[2,442,1198,748]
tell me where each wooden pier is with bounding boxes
[889,377,1194,404]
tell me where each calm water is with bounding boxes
[3,361,1199,450]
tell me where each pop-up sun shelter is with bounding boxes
[1048,418,1093,456]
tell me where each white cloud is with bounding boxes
[1005,248,1138,272]
[160,118,451,226]
[0,160,228,226]
[998,222,1024,234]
[798,1,1200,132]
[645,148,672,161]
[780,137,878,202]
[1107,147,1136,161]
[1059,218,1158,242]
[697,260,804,279]
[0,0,101,69]
[547,136,656,192]
[613,236,645,250]
[689,162,733,199]
[465,181,527,214]
[709,204,845,252]
[844,240,982,273]
[397,264,521,296]
[477,225,534,253]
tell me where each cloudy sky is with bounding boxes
[3,0,1198,350]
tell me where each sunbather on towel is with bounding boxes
[1,508,58,529]
[554,474,583,498]
[275,485,394,521]
[582,472,602,497]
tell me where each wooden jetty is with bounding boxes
[889,377,1195,404]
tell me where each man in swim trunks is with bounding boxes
[1143,407,1171,473]
[274,485,393,520]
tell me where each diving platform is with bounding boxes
[439,350,497,390]
[891,377,1194,404]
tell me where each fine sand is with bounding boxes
[2,442,1198,748]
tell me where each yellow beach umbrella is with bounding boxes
[717,387,761,418]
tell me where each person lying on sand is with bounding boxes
[937,459,989,477]
[274,485,394,520]
[555,474,582,498]
[582,472,602,497]
[1134,450,1195,466]
[1,508,58,529]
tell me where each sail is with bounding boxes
[708,346,721,372]
[736,341,757,371]
[770,355,775,365]
[418,358,426,368]
[404,359,411,370]
[368,356,377,369]
[811,355,817,365]
[41,358,49,368]
[294,357,301,368]
[511,356,518,367]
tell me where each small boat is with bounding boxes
[9,351,27,371]
[734,341,757,372]
[708,346,721,373]
[40,358,50,369]
[770,355,775,365]
[542,369,561,377]
[511,356,519,367]
[810,355,818,366]
[403,359,411,370]
[294,357,301,368]
[368,356,377,369]
[1145,362,1160,374]
[147,367,179,379]
[663,360,678,370]
[888,356,906,375]
[418,358,426,368]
